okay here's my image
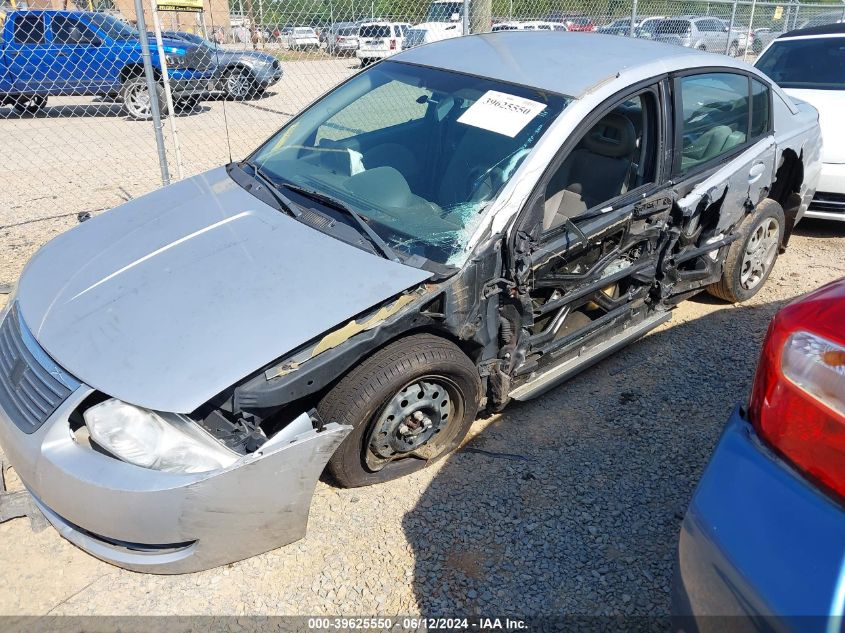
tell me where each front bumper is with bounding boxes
[356,49,394,59]
[672,408,845,631]
[253,63,283,88]
[805,162,845,221]
[0,384,350,574]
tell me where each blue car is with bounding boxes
[673,278,845,631]
[0,11,216,118]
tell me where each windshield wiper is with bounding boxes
[231,160,301,220]
[281,183,401,263]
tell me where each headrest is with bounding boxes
[582,112,637,159]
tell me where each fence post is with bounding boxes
[134,0,170,187]
[743,0,757,61]
[725,0,738,55]
[150,0,185,181]
[629,0,638,37]
[463,0,470,35]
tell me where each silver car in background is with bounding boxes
[655,16,743,54]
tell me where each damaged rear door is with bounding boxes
[504,79,676,400]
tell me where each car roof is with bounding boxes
[394,31,760,98]
[778,23,845,39]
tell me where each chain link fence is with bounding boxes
[1,0,842,226]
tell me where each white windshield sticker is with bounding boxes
[457,90,547,138]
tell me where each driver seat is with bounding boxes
[543,112,638,230]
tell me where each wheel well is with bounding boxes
[120,64,159,83]
[769,149,804,246]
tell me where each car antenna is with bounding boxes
[204,9,233,164]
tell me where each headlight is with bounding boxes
[84,399,238,474]
[164,53,189,69]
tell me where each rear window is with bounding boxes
[360,25,390,38]
[656,19,691,34]
[339,27,356,36]
[755,37,845,90]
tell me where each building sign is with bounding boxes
[774,5,784,20]
[157,0,203,12]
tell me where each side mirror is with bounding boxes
[724,26,729,32]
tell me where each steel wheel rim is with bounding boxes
[740,217,779,290]
[364,376,462,471]
[227,70,251,97]
[126,81,152,118]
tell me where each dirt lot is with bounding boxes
[1,208,844,616]
[1,53,844,618]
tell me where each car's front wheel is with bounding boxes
[225,67,256,100]
[318,334,481,488]
[708,199,785,303]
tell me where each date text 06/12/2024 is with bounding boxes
[306,617,529,630]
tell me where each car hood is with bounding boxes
[783,88,845,163]
[211,48,276,66]
[15,167,431,413]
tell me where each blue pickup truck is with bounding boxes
[0,10,216,119]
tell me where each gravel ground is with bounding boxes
[1,215,843,618]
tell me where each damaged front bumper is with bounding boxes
[0,385,350,574]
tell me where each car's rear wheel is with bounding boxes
[728,41,739,56]
[317,334,481,488]
[708,199,785,303]
[12,95,46,115]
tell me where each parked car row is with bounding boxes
[0,10,283,119]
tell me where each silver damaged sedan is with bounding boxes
[0,31,821,573]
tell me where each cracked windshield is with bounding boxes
[250,61,569,266]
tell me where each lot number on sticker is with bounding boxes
[458,90,547,138]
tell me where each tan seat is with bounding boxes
[543,112,638,231]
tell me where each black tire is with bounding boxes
[697,44,707,51]
[318,334,481,488]
[752,39,763,54]
[707,199,785,303]
[121,75,165,121]
[728,41,739,56]
[12,95,46,115]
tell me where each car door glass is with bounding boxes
[750,79,770,138]
[542,93,657,231]
[51,15,98,44]
[14,14,45,44]
[679,72,749,173]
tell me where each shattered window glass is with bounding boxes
[251,61,570,266]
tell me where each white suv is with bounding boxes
[756,24,845,221]
[356,22,410,66]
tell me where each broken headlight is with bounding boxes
[83,399,238,474]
